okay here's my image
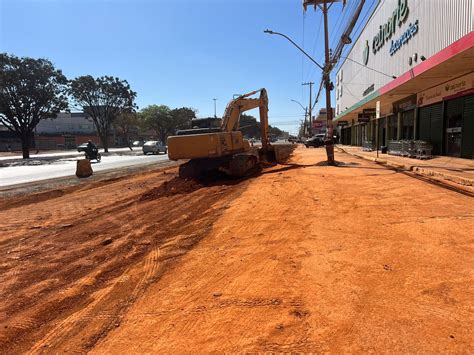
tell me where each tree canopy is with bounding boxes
[141,105,196,143]
[69,75,137,152]
[0,53,68,158]
[238,114,288,139]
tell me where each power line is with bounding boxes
[340,56,397,79]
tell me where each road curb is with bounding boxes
[337,146,474,188]
[0,160,179,197]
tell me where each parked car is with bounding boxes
[305,135,325,148]
[142,141,167,155]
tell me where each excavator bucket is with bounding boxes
[257,144,295,165]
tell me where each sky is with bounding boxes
[0,0,377,135]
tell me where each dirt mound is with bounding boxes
[140,177,203,200]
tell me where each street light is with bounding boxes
[264,29,324,71]
[291,99,309,136]
[290,99,306,111]
[212,98,217,118]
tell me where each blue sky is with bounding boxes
[0,0,377,134]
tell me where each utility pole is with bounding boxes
[322,0,335,164]
[213,98,217,118]
[302,82,314,136]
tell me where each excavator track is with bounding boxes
[179,154,259,179]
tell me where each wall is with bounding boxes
[335,0,474,115]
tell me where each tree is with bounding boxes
[170,107,196,130]
[69,75,136,152]
[239,114,261,138]
[238,114,289,139]
[141,105,196,143]
[0,53,68,158]
[114,112,141,150]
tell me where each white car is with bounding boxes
[142,141,167,155]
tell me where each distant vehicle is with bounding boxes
[77,143,88,152]
[85,148,101,162]
[305,135,324,148]
[132,140,143,147]
[142,141,167,155]
[288,135,298,143]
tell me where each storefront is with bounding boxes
[417,72,474,158]
[333,0,473,159]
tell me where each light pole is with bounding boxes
[265,29,333,162]
[264,30,324,70]
[291,99,309,136]
[213,98,217,118]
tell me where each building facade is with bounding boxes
[0,112,153,151]
[335,0,474,159]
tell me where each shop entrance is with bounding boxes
[445,97,463,157]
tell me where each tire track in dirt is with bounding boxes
[0,170,248,353]
[29,244,162,353]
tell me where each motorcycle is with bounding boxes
[85,148,101,162]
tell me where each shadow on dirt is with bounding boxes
[140,172,248,201]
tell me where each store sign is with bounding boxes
[362,40,370,65]
[337,121,348,127]
[363,108,376,116]
[389,20,419,56]
[417,72,474,107]
[313,121,324,128]
[358,114,370,123]
[393,95,416,113]
[372,0,409,55]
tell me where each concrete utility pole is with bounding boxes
[303,0,366,165]
[302,82,314,136]
[321,0,335,164]
[213,98,217,118]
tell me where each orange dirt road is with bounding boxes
[1,147,473,353]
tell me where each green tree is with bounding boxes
[239,114,261,138]
[170,107,196,130]
[238,114,289,139]
[69,75,137,152]
[141,105,196,143]
[0,53,68,158]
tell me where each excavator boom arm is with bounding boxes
[221,88,270,150]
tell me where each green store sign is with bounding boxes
[373,0,409,54]
[362,0,417,64]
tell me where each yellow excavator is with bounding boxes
[167,88,277,178]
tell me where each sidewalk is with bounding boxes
[337,145,474,187]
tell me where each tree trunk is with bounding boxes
[21,133,30,159]
[124,131,133,151]
[99,131,109,153]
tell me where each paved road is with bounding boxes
[0,147,135,161]
[0,153,169,187]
